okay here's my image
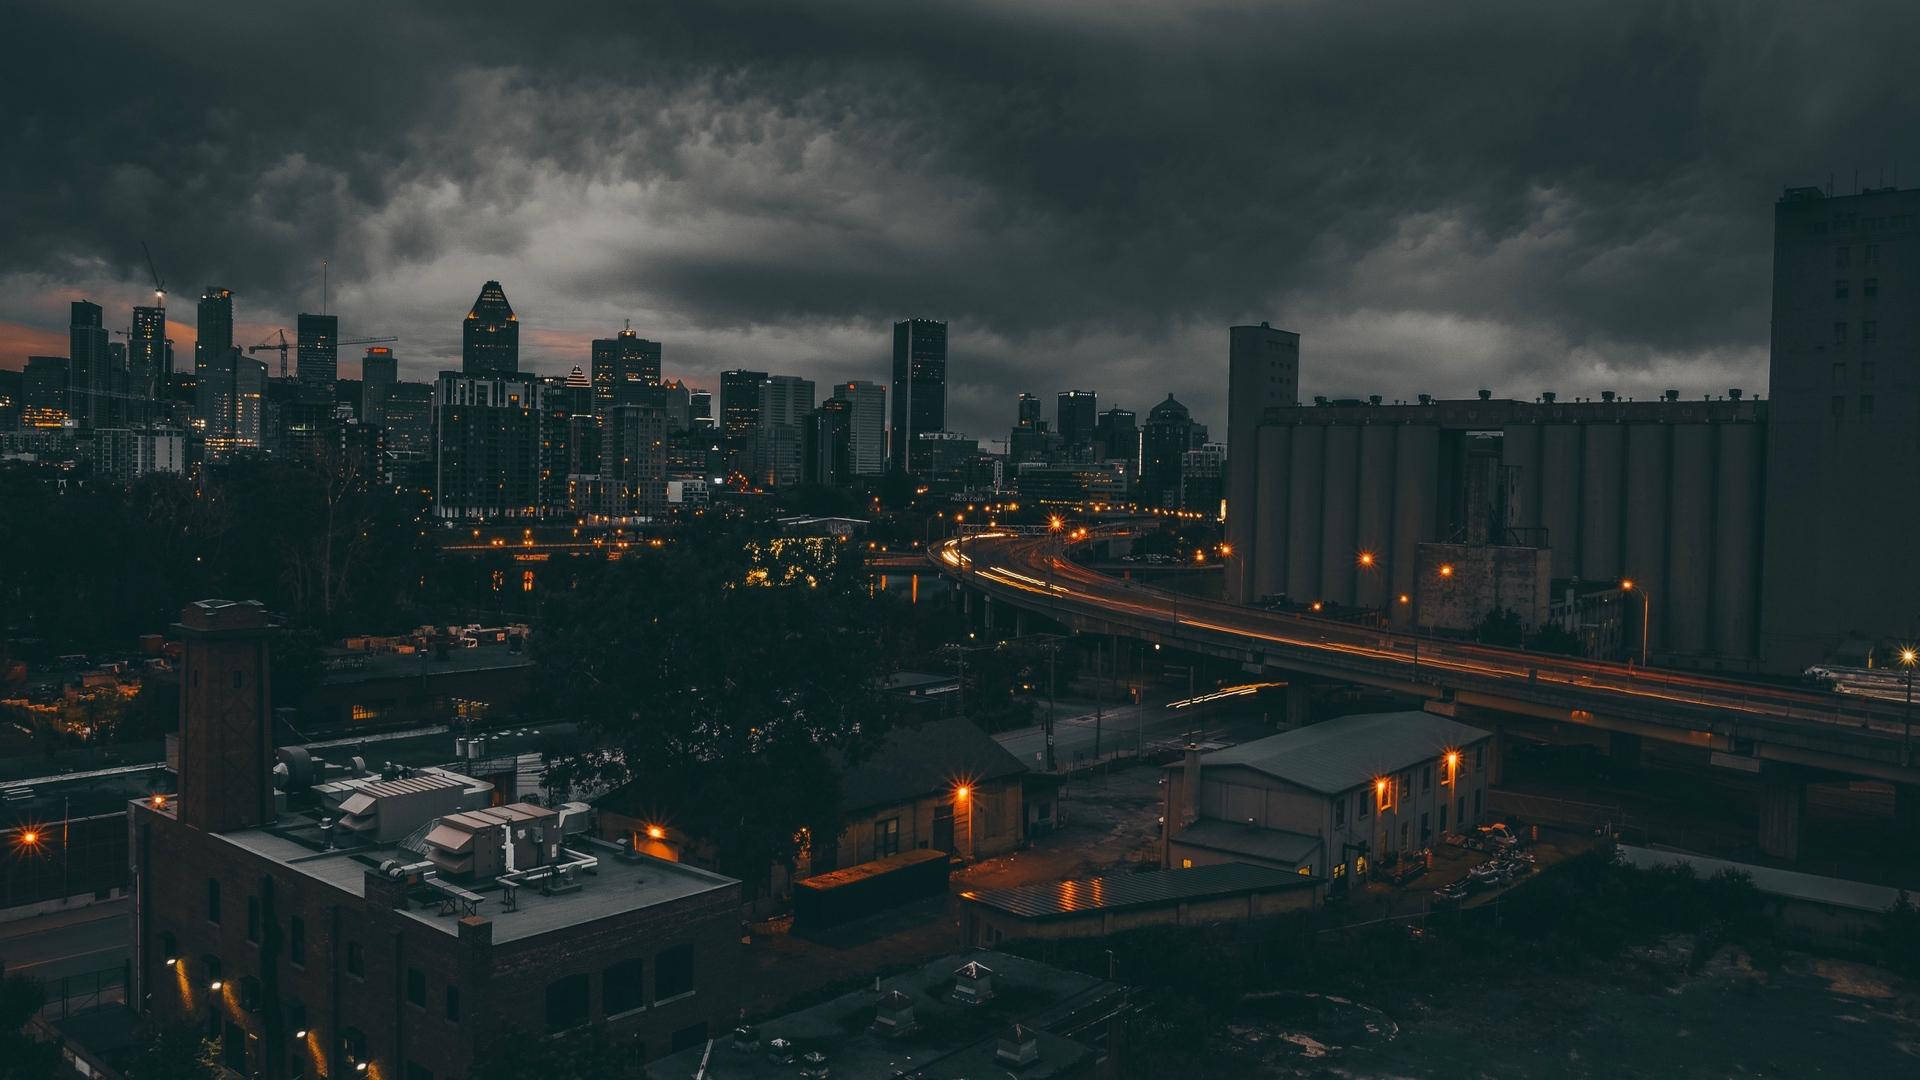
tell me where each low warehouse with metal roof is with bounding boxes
[958,862,1322,946]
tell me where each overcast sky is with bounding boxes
[5,1,1917,441]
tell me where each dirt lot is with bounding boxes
[740,765,1165,1015]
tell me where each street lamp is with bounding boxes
[1901,646,1917,765]
[1620,579,1650,668]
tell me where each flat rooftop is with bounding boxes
[649,950,1121,1079]
[151,797,734,944]
[960,862,1317,921]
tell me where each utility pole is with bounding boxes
[1045,638,1057,772]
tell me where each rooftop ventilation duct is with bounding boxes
[950,961,995,1006]
[996,1023,1042,1068]
[871,988,919,1039]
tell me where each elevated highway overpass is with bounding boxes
[930,530,1920,859]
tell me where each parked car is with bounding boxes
[1432,877,1474,904]
[1380,849,1432,886]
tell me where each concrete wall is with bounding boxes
[1414,541,1552,632]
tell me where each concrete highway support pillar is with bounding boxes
[1895,784,1920,837]
[1607,732,1644,768]
[1757,773,1807,862]
[1284,682,1311,730]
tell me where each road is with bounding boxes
[0,899,129,984]
[993,688,1272,771]
[935,530,1920,781]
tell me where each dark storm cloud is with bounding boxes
[5,0,1918,435]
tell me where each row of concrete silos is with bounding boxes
[1244,403,1766,660]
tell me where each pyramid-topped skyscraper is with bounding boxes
[461,280,519,376]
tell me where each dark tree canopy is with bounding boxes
[532,516,908,885]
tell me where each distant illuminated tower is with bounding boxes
[830,380,886,477]
[69,301,109,429]
[461,280,519,377]
[194,287,233,377]
[296,312,339,387]
[590,325,662,416]
[890,318,947,472]
[361,346,397,427]
[130,304,167,401]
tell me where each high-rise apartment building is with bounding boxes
[461,281,519,376]
[1226,322,1301,602]
[383,382,434,455]
[1760,185,1920,670]
[432,373,572,519]
[605,404,671,517]
[195,287,234,377]
[201,350,269,456]
[295,312,339,387]
[69,300,110,429]
[890,318,947,472]
[130,304,168,401]
[23,356,71,427]
[718,369,767,476]
[830,380,886,477]
[590,327,663,416]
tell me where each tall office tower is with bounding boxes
[830,380,886,477]
[201,349,268,455]
[756,374,816,486]
[130,304,167,401]
[1141,395,1199,509]
[68,300,109,429]
[1056,390,1098,459]
[296,312,339,387]
[1094,407,1138,467]
[461,280,519,376]
[719,368,768,475]
[590,326,663,416]
[1759,185,1920,670]
[804,397,854,486]
[1225,322,1302,602]
[360,346,397,427]
[605,404,671,517]
[688,388,714,428]
[559,364,595,417]
[194,287,233,377]
[433,373,569,519]
[890,318,947,472]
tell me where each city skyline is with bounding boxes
[10,2,1918,439]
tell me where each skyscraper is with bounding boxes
[605,404,671,517]
[461,280,519,377]
[68,300,109,429]
[1057,390,1098,460]
[1141,395,1198,509]
[1010,393,1050,464]
[757,374,816,486]
[1759,185,1920,671]
[201,349,268,455]
[361,346,397,427]
[130,304,167,401]
[890,318,947,472]
[1226,322,1301,603]
[719,369,768,475]
[805,397,854,486]
[590,326,662,417]
[831,380,886,477]
[296,312,339,387]
[194,287,233,377]
[1094,407,1138,468]
[688,388,714,428]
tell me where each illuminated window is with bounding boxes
[522,570,535,593]
[350,705,380,722]
[1330,863,1345,880]
[1297,864,1313,876]
[1180,858,1193,869]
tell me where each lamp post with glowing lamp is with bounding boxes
[1620,579,1650,669]
[1901,646,1917,765]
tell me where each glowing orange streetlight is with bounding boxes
[1357,550,1376,569]
[954,785,971,800]
[1620,578,1650,668]
[1445,750,1460,786]
[1438,563,1455,578]
[18,830,39,847]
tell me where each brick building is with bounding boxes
[130,600,742,1080]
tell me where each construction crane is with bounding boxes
[249,329,398,378]
[142,241,166,305]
